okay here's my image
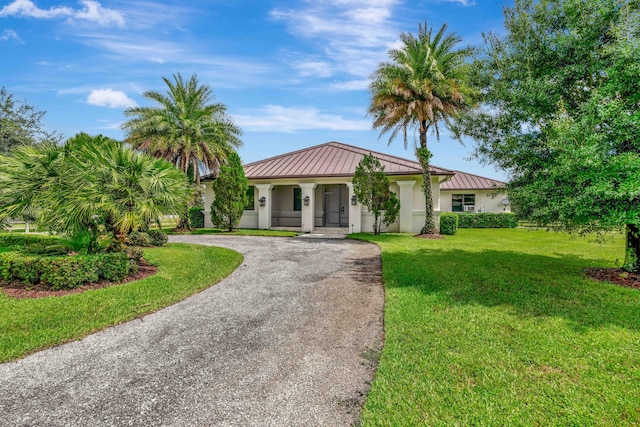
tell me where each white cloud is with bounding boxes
[233,105,370,133]
[0,0,124,27]
[87,89,137,108]
[294,60,334,78]
[441,0,475,5]
[329,79,370,91]
[0,29,23,43]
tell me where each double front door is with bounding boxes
[323,184,349,227]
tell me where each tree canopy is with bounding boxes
[458,0,640,271]
[368,22,477,234]
[210,151,249,232]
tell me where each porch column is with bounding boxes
[396,180,416,233]
[256,184,273,230]
[299,183,317,233]
[345,182,361,233]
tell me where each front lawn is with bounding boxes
[355,229,640,426]
[0,243,242,363]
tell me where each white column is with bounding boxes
[203,182,215,228]
[396,180,416,233]
[299,183,317,233]
[256,184,273,230]
[345,182,361,233]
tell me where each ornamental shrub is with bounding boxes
[189,207,205,229]
[456,212,519,228]
[440,213,459,235]
[126,231,152,247]
[147,230,168,247]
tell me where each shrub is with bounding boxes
[0,234,62,248]
[93,252,131,282]
[456,212,519,228]
[189,207,205,229]
[440,213,459,235]
[126,231,152,247]
[148,230,168,247]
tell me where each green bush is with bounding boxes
[0,234,62,248]
[440,213,459,235]
[189,207,205,229]
[0,251,131,290]
[126,231,152,247]
[456,212,519,228]
[147,230,168,247]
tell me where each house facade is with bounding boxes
[202,141,508,234]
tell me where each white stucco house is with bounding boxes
[202,141,508,234]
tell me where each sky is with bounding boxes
[0,0,509,180]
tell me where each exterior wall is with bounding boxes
[440,190,510,213]
[271,185,302,227]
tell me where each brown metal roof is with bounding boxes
[242,141,454,180]
[441,170,506,191]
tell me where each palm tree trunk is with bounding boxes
[417,123,437,234]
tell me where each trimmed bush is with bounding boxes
[440,213,459,235]
[0,251,131,290]
[456,212,519,228]
[148,230,168,247]
[189,207,205,229]
[126,231,152,247]
[0,234,63,248]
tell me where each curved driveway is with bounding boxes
[0,236,384,426]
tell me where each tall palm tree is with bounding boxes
[122,73,242,185]
[368,22,477,234]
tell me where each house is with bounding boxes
[202,141,508,234]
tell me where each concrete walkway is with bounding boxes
[0,236,384,426]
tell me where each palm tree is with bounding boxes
[122,73,242,185]
[368,22,477,234]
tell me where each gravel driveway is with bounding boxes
[0,235,384,426]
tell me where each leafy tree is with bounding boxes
[353,153,401,235]
[458,0,640,272]
[0,87,60,154]
[368,22,477,234]
[210,151,248,232]
[0,133,192,252]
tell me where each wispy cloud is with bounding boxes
[329,79,370,91]
[0,29,23,43]
[233,105,370,133]
[0,0,125,27]
[87,89,137,108]
[270,0,401,82]
[441,0,476,6]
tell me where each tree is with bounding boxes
[122,73,242,185]
[353,153,401,235]
[0,134,192,252]
[210,151,249,232]
[458,0,640,272]
[368,22,477,234]
[0,87,60,154]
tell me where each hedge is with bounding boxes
[189,207,205,229]
[440,213,459,235]
[0,251,131,290]
[456,212,519,228]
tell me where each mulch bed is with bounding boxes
[585,268,640,290]
[1,262,158,299]
[415,233,445,240]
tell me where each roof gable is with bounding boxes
[243,141,454,180]
[441,170,506,191]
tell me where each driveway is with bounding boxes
[0,236,384,426]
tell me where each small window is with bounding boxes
[245,186,255,210]
[294,188,302,211]
[452,194,475,212]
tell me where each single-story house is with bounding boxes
[202,141,508,234]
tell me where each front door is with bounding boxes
[323,185,348,227]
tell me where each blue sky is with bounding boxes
[1,0,508,179]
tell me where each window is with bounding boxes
[452,194,475,212]
[245,186,255,210]
[293,188,302,211]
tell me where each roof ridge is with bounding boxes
[452,169,506,185]
[242,141,336,167]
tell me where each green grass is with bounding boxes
[0,243,242,363]
[167,228,299,237]
[354,229,640,426]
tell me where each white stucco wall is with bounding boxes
[440,190,510,213]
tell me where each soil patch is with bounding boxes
[415,233,445,240]
[585,267,640,290]
[1,262,158,299]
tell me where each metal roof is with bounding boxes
[242,141,454,180]
[441,170,506,191]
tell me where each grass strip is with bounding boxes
[354,229,640,426]
[0,243,242,363]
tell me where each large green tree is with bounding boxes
[121,73,242,185]
[352,153,400,235]
[458,0,640,272]
[368,22,477,234]
[210,151,249,232]
[0,134,191,252]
